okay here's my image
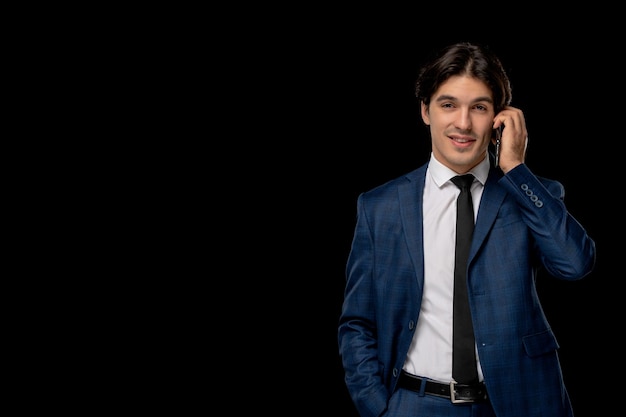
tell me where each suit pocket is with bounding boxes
[522,328,560,357]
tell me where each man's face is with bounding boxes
[421,75,495,174]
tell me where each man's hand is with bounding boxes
[493,106,528,173]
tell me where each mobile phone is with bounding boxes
[494,126,502,168]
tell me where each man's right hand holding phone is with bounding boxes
[493,106,528,174]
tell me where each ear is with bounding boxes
[420,102,430,125]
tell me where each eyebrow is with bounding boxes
[435,94,494,104]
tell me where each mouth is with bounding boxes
[449,135,475,146]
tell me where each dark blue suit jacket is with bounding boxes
[338,161,596,417]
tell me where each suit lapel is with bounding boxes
[471,168,507,260]
[398,166,427,292]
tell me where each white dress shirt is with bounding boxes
[403,152,490,383]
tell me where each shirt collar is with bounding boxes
[428,153,490,188]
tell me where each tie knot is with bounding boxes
[451,174,474,191]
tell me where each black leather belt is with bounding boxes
[398,371,488,404]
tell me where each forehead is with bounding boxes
[433,75,493,102]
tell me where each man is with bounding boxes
[337,42,596,417]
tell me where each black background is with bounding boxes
[37,9,621,416]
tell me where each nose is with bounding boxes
[455,109,472,131]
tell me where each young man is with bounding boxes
[337,42,596,417]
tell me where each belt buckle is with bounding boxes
[449,381,483,404]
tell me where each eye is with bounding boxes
[474,104,488,111]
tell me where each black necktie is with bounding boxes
[450,174,478,384]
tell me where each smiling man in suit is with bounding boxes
[337,42,596,417]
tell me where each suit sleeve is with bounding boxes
[499,164,596,280]
[338,193,390,417]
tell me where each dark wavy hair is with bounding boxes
[415,42,512,115]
